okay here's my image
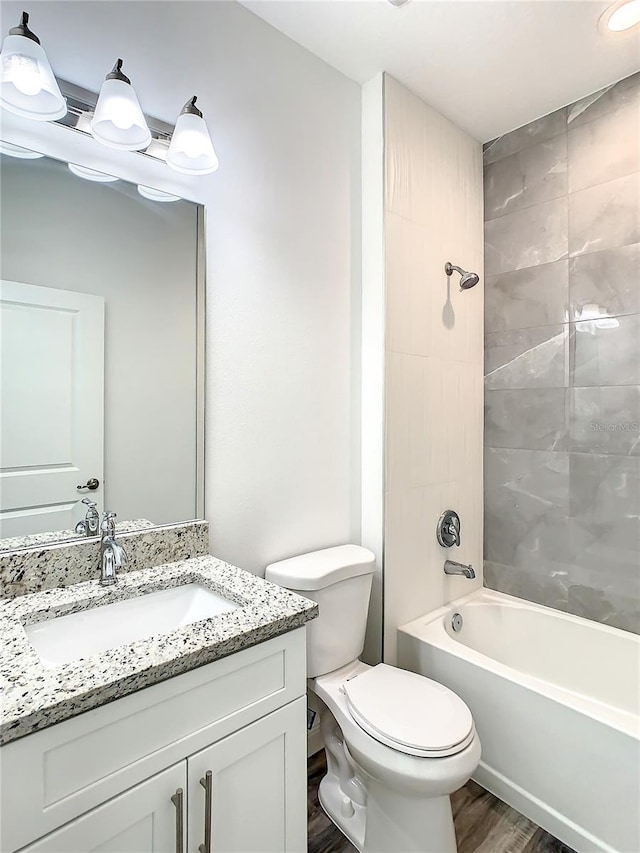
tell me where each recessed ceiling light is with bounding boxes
[0,140,44,159]
[601,0,640,32]
[68,163,118,182]
[137,184,181,203]
[387,0,411,6]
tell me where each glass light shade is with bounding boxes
[167,112,218,175]
[0,34,66,120]
[607,0,640,30]
[68,163,118,182]
[90,77,151,151]
[0,140,43,158]
[137,184,181,202]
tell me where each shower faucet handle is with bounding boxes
[437,510,461,548]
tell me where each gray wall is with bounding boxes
[483,72,640,634]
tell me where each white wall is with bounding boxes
[360,74,385,664]
[0,1,362,574]
[382,76,484,663]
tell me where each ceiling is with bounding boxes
[240,0,640,141]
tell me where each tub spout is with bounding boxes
[444,559,475,579]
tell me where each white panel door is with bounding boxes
[188,698,307,853]
[0,280,104,537]
[19,762,186,853]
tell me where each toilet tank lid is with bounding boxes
[265,545,376,590]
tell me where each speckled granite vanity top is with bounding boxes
[0,555,317,745]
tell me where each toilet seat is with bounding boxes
[343,664,475,758]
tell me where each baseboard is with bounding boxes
[473,762,615,853]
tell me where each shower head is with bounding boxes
[445,262,480,290]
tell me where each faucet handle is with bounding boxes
[81,498,97,510]
[101,511,117,536]
[437,510,461,548]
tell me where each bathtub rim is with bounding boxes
[398,587,640,741]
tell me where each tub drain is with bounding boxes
[451,612,463,632]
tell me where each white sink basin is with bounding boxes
[24,583,239,668]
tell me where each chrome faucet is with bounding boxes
[75,498,100,537]
[99,511,127,586]
[444,559,476,579]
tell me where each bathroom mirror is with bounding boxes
[0,145,205,549]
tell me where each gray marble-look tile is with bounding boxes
[568,99,640,194]
[483,561,570,612]
[484,447,570,572]
[485,260,569,334]
[485,388,568,450]
[485,133,567,221]
[570,386,640,456]
[485,325,568,391]
[485,197,568,276]
[570,313,640,387]
[569,243,640,322]
[483,107,567,165]
[565,582,640,635]
[569,172,640,258]
[569,453,640,591]
[568,71,640,128]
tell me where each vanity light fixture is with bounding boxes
[144,138,171,161]
[0,139,43,158]
[137,184,181,202]
[601,0,640,31]
[68,163,119,182]
[90,59,151,151]
[1,15,221,177]
[0,11,66,120]
[166,96,219,175]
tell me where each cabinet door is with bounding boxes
[20,763,186,853]
[187,698,307,853]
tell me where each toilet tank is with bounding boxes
[265,545,376,677]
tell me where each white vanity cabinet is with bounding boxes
[19,763,187,853]
[187,700,306,853]
[1,629,308,853]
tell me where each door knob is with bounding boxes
[76,478,100,492]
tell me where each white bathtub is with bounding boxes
[397,588,640,853]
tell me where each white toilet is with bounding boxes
[266,544,481,853]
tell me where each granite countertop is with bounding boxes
[0,518,156,553]
[0,555,318,745]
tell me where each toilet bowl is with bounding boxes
[266,545,481,853]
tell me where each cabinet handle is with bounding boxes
[171,787,184,853]
[198,770,213,853]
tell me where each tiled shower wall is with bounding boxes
[383,76,484,663]
[483,72,640,634]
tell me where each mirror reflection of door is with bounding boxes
[0,149,203,545]
[0,280,104,537]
